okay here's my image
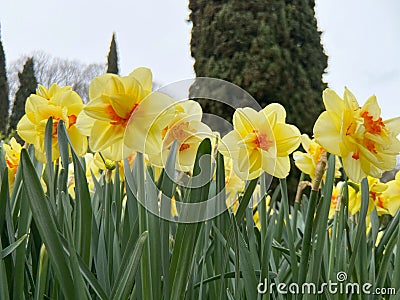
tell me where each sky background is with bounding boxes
[1,0,399,119]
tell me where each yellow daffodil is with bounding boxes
[314,88,400,183]
[381,171,400,216]
[126,100,212,172]
[77,67,175,161]
[219,104,300,180]
[348,176,389,217]
[3,138,22,189]
[293,134,342,181]
[17,84,87,162]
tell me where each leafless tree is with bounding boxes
[8,51,105,102]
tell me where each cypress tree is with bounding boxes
[107,33,119,74]
[189,0,328,135]
[0,25,9,138]
[8,57,37,139]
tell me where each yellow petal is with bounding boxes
[342,152,367,183]
[384,117,400,135]
[300,134,312,151]
[17,115,38,145]
[51,90,84,117]
[314,112,342,155]
[274,123,300,156]
[68,125,88,157]
[89,120,124,152]
[322,89,344,119]
[233,108,260,138]
[101,142,124,161]
[293,151,315,177]
[219,131,241,159]
[343,87,359,111]
[262,103,286,125]
[361,95,381,120]
[84,96,115,121]
[76,111,95,136]
[89,73,118,99]
[129,67,153,94]
[272,156,291,179]
[124,92,176,154]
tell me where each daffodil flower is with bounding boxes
[17,84,87,162]
[219,104,300,180]
[314,88,400,183]
[125,100,212,171]
[348,176,389,217]
[293,134,342,181]
[77,67,175,161]
[381,171,400,216]
[3,137,22,189]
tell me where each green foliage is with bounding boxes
[0,26,9,138]
[106,33,119,75]
[189,0,327,135]
[8,57,37,140]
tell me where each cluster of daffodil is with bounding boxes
[293,88,400,221]
[3,67,399,219]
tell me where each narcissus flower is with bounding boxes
[3,138,22,189]
[381,171,400,216]
[348,176,389,217]
[219,104,300,180]
[314,88,400,183]
[293,134,341,181]
[125,100,212,172]
[17,84,87,162]
[77,67,175,161]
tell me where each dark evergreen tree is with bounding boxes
[8,57,37,139]
[189,0,328,136]
[107,33,119,74]
[0,25,9,137]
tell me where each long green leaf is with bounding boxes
[20,149,75,299]
[110,231,148,299]
[170,139,211,299]
[12,187,31,300]
[1,234,27,259]
[58,121,92,265]
[160,141,178,300]
[0,238,10,300]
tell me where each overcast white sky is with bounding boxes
[1,0,399,119]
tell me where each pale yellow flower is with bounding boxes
[219,104,300,180]
[314,88,400,183]
[17,84,87,162]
